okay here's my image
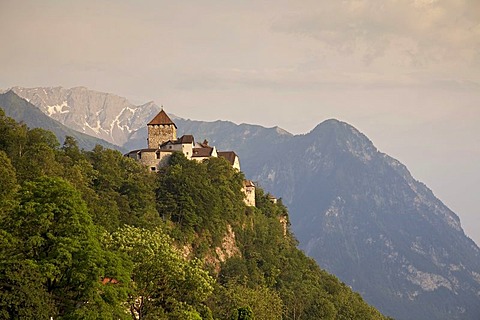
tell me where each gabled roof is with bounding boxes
[178,135,194,144]
[192,147,214,158]
[218,151,238,165]
[147,109,177,128]
[160,135,194,148]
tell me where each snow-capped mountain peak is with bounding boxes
[9,86,161,146]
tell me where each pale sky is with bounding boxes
[1,0,479,243]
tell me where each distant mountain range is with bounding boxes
[4,86,161,147]
[0,90,122,151]
[3,86,480,320]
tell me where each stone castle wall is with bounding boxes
[148,124,177,148]
[136,151,173,172]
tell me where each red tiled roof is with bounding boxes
[147,110,177,128]
[218,151,237,165]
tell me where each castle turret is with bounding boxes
[147,109,177,148]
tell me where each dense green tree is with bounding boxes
[0,114,391,319]
[231,306,254,320]
[109,226,213,319]
[0,109,27,162]
[156,153,246,248]
[0,228,56,319]
[14,128,62,182]
[0,151,18,217]
[85,145,160,231]
[0,176,129,319]
[211,283,282,320]
[107,225,214,320]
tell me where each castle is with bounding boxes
[126,109,255,206]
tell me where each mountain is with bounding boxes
[5,86,161,147]
[11,86,480,319]
[0,91,122,151]
[253,120,480,319]
[141,117,480,319]
[0,112,390,319]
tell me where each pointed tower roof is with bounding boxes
[147,109,177,128]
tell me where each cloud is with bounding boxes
[272,0,480,72]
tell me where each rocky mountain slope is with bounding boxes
[257,120,480,319]
[150,118,480,320]
[5,86,161,147]
[0,91,121,151]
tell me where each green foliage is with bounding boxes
[0,176,130,319]
[0,258,55,319]
[211,283,281,320]
[107,225,214,319]
[85,145,161,231]
[0,108,27,162]
[156,153,245,247]
[0,151,18,216]
[0,114,390,319]
[231,306,254,320]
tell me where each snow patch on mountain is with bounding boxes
[7,86,161,147]
[472,271,480,284]
[46,101,70,116]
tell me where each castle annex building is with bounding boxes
[126,109,241,172]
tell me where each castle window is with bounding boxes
[150,167,156,171]
[156,152,160,159]
[138,152,142,160]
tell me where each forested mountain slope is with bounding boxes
[10,86,479,319]
[172,118,480,320]
[0,111,389,319]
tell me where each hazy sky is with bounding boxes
[1,0,479,243]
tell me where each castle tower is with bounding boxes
[147,109,177,148]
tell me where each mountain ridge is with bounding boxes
[169,109,480,319]
[0,90,123,151]
[5,86,480,319]
[4,86,161,147]
[281,120,480,319]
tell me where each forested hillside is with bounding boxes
[0,109,391,319]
